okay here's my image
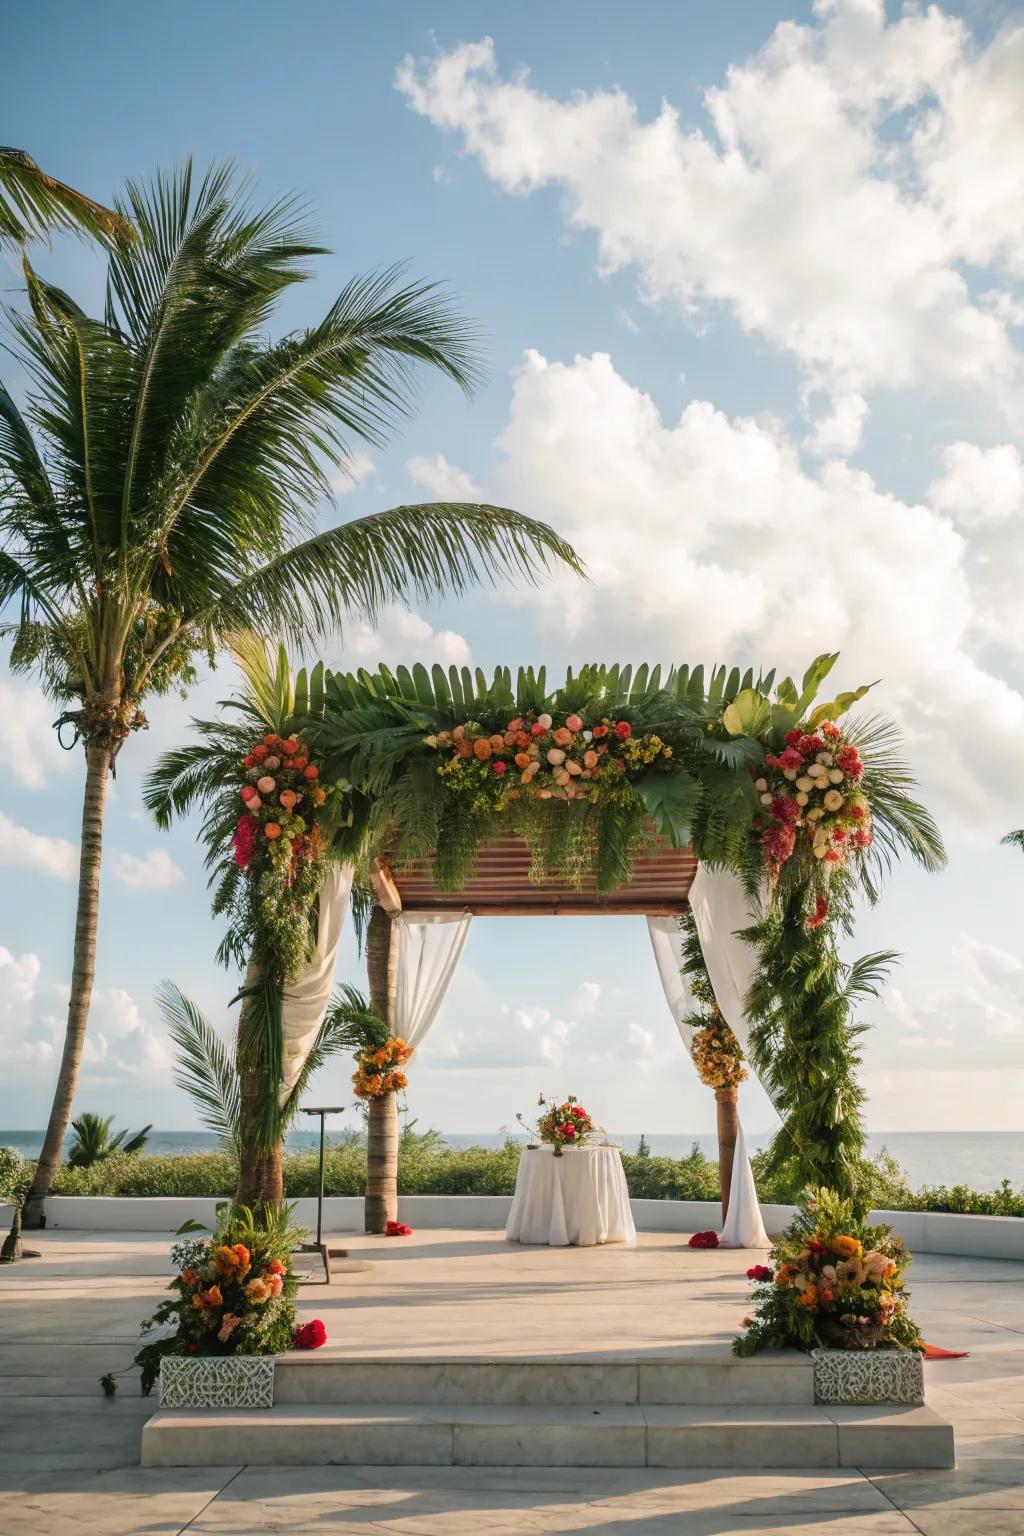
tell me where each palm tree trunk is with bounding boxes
[365,904,398,1234]
[716,1086,739,1224]
[235,962,284,1210]
[23,743,111,1229]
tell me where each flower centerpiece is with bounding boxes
[352,1034,412,1099]
[134,1204,310,1406]
[755,721,872,879]
[231,732,346,983]
[734,1189,923,1400]
[531,1093,596,1156]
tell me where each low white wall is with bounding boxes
[4,1194,1024,1260]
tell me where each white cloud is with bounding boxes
[334,606,472,671]
[0,811,78,879]
[491,348,1024,836]
[929,442,1024,529]
[805,392,868,458]
[111,849,185,890]
[328,449,375,496]
[407,453,485,501]
[398,9,1023,415]
[1,680,73,788]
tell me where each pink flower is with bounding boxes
[565,714,584,733]
[770,796,801,826]
[762,823,796,864]
[778,747,804,770]
[231,816,257,870]
[492,760,507,776]
[257,775,276,794]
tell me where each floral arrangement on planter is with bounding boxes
[425,712,672,808]
[733,1189,921,1357]
[535,1093,596,1152]
[133,1205,306,1394]
[232,732,344,982]
[352,1035,412,1099]
[755,722,871,877]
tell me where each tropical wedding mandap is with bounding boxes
[151,646,944,1246]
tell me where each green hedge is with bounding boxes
[28,1137,1024,1216]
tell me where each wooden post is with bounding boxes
[716,1086,739,1223]
[365,903,399,1234]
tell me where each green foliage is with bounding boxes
[0,146,133,249]
[67,1113,151,1168]
[743,888,897,1203]
[0,1146,25,1203]
[1001,829,1024,854]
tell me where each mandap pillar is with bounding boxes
[365,903,399,1233]
[715,1086,739,1223]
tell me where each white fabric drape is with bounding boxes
[686,865,760,1055]
[278,861,355,1102]
[394,910,473,1055]
[646,904,770,1250]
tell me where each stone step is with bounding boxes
[141,1401,955,1470]
[273,1351,814,1406]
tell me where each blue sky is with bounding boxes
[3,0,1024,1139]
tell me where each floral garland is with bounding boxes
[425,711,672,808]
[352,1036,411,1099]
[755,721,871,879]
[734,1190,920,1356]
[231,731,342,984]
[691,1016,747,1092]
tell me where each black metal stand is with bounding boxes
[297,1106,346,1283]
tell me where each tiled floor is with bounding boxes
[3,1227,1024,1533]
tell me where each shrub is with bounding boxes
[0,1146,24,1203]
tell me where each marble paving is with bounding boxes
[2,1226,1024,1532]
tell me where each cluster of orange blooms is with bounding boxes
[181,1243,286,1341]
[352,1036,412,1099]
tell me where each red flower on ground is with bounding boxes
[292,1319,327,1350]
[688,1230,719,1249]
[188,1342,199,1355]
[746,1264,774,1282]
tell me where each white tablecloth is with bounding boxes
[505,1145,636,1247]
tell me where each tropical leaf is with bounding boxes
[635,768,702,849]
[722,688,772,738]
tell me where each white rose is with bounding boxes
[807,762,824,778]
[795,775,813,792]
[759,793,773,806]
[583,730,593,742]
[796,792,809,807]
[754,778,768,793]
[537,713,553,730]
[783,768,798,782]
[817,751,834,766]
[828,769,844,784]
[813,843,828,859]
[824,789,844,811]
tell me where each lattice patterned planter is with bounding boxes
[159,1355,275,1409]
[812,1348,924,1405]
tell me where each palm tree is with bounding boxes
[2,160,581,1229]
[0,146,132,249]
[158,979,386,1155]
[66,1112,150,1167]
[1002,831,1024,853]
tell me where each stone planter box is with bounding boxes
[159,1355,275,1409]
[812,1348,924,1405]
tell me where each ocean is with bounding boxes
[4,1129,1024,1192]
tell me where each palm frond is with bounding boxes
[0,147,132,248]
[157,980,240,1153]
[279,984,386,1125]
[1002,829,1024,853]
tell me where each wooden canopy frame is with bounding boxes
[370,837,697,917]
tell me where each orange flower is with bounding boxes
[833,1235,862,1259]
[515,731,530,748]
[775,1264,796,1286]
[267,1272,284,1297]
[291,755,308,771]
[217,1313,242,1343]
[281,738,299,756]
[514,752,531,769]
[266,1258,285,1276]
[552,727,573,746]
[489,734,505,752]
[797,1284,818,1309]
[264,822,282,840]
[473,738,492,760]
[302,764,319,780]
[278,789,298,810]
[245,1277,272,1304]
[456,738,473,758]
[312,787,327,806]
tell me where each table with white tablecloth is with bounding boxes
[505,1144,636,1247]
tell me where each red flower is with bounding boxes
[852,829,873,847]
[805,895,829,931]
[292,1319,327,1351]
[778,747,804,770]
[797,734,825,756]
[761,823,796,864]
[613,720,632,740]
[785,729,802,747]
[231,815,258,870]
[266,1258,285,1276]
[746,1264,774,1282]
[821,721,841,739]
[570,1105,587,1118]
[188,1342,199,1355]
[492,760,507,776]
[530,722,546,737]
[592,724,609,739]
[770,796,801,826]
[688,1230,719,1249]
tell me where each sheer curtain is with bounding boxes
[394,910,473,1054]
[647,909,770,1249]
[278,860,355,1101]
